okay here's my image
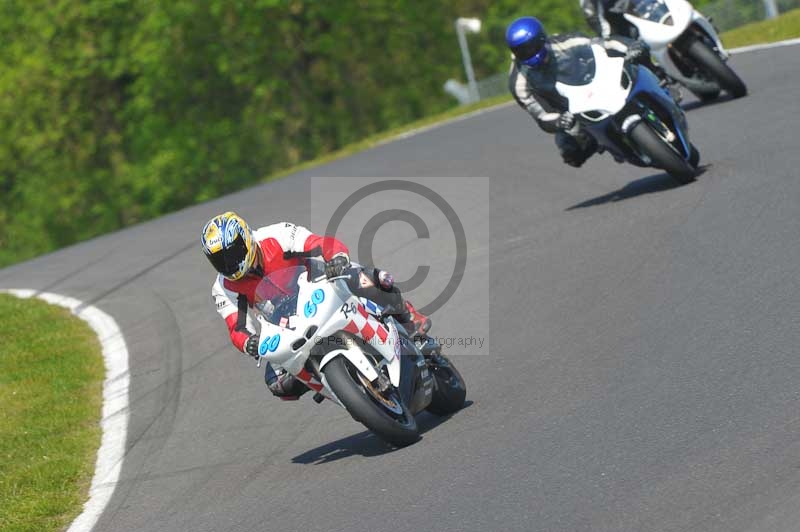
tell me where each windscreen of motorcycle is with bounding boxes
[556,45,596,86]
[254,265,308,326]
[556,44,629,116]
[628,0,670,23]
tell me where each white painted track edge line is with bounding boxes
[2,289,129,532]
[729,37,800,54]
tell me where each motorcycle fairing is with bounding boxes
[256,270,404,393]
[556,44,630,117]
[624,0,693,49]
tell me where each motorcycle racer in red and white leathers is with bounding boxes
[201,211,431,400]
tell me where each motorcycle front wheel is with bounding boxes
[685,39,747,98]
[323,356,420,447]
[629,121,697,184]
[426,352,467,416]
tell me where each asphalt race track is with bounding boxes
[3,45,800,532]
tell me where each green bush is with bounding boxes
[0,0,733,268]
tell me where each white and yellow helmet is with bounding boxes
[201,212,256,281]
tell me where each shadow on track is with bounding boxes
[680,93,737,112]
[292,401,473,464]
[566,166,709,211]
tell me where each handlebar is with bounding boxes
[282,247,353,284]
[282,245,322,260]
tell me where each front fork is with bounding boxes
[689,12,729,59]
[621,106,691,165]
[626,70,691,160]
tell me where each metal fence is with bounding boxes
[475,72,509,100]
[443,71,509,104]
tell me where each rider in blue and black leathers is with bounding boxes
[507,16,664,168]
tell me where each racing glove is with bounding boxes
[244,334,260,358]
[325,253,351,279]
[556,112,575,131]
[376,269,395,291]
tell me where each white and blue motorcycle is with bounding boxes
[557,43,700,183]
[252,255,466,447]
[623,0,747,100]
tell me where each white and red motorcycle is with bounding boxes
[252,254,466,447]
[623,0,747,100]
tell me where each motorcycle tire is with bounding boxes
[425,353,467,416]
[689,143,700,168]
[629,121,696,184]
[692,87,721,102]
[685,39,747,98]
[323,356,420,447]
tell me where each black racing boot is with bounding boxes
[265,365,309,401]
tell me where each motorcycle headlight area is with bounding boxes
[580,110,610,122]
[579,64,635,123]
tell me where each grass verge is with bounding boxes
[721,8,800,48]
[0,294,103,532]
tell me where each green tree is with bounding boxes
[0,0,600,268]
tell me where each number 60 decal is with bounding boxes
[259,334,281,355]
[304,289,326,318]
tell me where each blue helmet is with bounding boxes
[506,17,548,67]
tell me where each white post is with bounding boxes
[763,0,779,18]
[444,79,472,105]
[455,18,481,104]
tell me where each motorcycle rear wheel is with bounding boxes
[323,356,420,447]
[629,121,697,184]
